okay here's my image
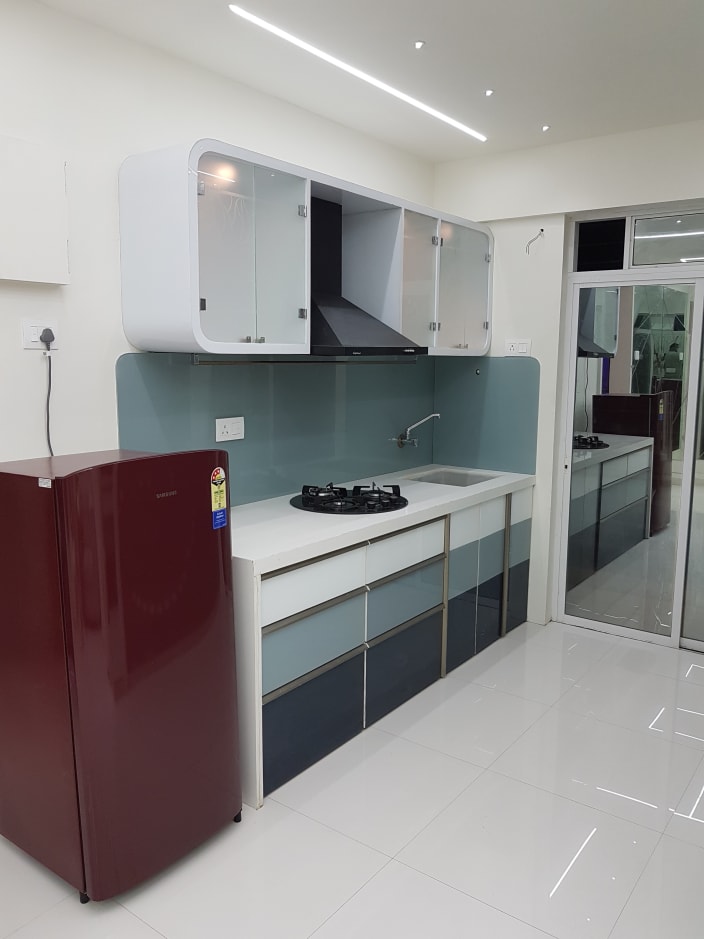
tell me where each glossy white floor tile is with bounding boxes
[0,839,71,939]
[4,621,704,939]
[456,629,603,705]
[398,771,660,939]
[609,836,704,939]
[311,860,554,939]
[270,728,482,855]
[557,661,704,749]
[492,708,702,831]
[118,801,386,939]
[8,896,166,939]
[375,678,548,767]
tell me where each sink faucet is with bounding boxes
[393,412,440,448]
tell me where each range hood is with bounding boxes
[310,197,427,357]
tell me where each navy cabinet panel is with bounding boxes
[366,610,443,726]
[262,653,364,795]
[507,559,530,633]
[446,588,478,672]
[476,571,503,653]
[596,499,648,569]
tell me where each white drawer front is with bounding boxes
[366,520,445,582]
[627,447,651,476]
[510,488,533,525]
[480,497,506,538]
[261,547,366,627]
[450,505,480,550]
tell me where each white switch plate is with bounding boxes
[215,416,244,441]
[21,320,59,350]
[505,339,531,356]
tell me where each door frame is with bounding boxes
[554,261,704,646]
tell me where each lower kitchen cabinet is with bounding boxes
[506,488,532,633]
[366,610,444,726]
[262,651,365,795]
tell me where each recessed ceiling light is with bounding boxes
[485,89,494,97]
[676,219,682,224]
[414,40,425,50]
[542,124,551,132]
[227,4,487,142]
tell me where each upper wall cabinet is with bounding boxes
[119,139,309,355]
[119,138,492,356]
[0,137,69,285]
[402,210,492,355]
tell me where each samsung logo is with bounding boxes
[156,490,178,499]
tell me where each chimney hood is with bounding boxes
[310,196,427,357]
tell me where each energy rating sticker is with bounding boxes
[211,466,228,530]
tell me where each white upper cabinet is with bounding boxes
[119,140,309,355]
[119,138,491,356]
[402,210,493,355]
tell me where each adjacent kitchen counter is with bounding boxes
[230,464,535,572]
[571,433,653,469]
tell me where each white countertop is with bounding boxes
[229,464,535,574]
[571,433,653,469]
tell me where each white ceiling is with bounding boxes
[40,0,704,162]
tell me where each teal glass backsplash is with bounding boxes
[116,353,539,505]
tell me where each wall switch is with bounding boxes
[505,339,531,356]
[22,320,59,350]
[215,416,244,441]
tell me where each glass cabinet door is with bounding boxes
[401,210,438,347]
[254,166,308,346]
[197,153,256,343]
[437,222,491,352]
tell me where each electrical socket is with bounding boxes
[22,320,59,350]
[215,416,244,441]
[505,339,531,356]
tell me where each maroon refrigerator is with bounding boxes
[0,449,241,902]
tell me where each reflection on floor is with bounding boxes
[566,476,704,638]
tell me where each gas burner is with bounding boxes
[290,481,408,514]
[573,434,609,450]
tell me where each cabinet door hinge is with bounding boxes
[256,336,266,343]
[245,336,253,343]
[437,321,442,331]
[429,322,437,331]
[431,235,444,247]
[298,204,308,217]
[298,308,308,319]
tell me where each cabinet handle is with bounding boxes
[245,336,253,343]
[256,337,266,343]
[298,308,308,320]
[429,322,436,331]
[437,322,442,331]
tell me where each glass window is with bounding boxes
[633,213,704,266]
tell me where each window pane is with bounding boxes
[633,213,704,266]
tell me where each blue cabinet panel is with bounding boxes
[367,561,444,641]
[262,593,365,695]
[448,541,479,600]
[262,653,364,795]
[366,610,443,725]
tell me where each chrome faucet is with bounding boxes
[393,412,440,448]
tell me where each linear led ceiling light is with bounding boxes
[227,4,487,142]
[635,230,704,239]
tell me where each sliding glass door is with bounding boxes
[561,278,703,644]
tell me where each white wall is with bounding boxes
[433,121,704,624]
[434,118,704,222]
[0,0,433,462]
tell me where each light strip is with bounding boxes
[227,4,487,142]
[680,257,704,263]
[549,827,597,899]
[634,230,704,239]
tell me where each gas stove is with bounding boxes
[573,434,609,450]
[290,482,408,515]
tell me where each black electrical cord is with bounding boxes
[40,328,55,456]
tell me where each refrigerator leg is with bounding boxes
[233,812,242,823]
[79,892,90,904]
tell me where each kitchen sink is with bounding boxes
[404,468,497,487]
